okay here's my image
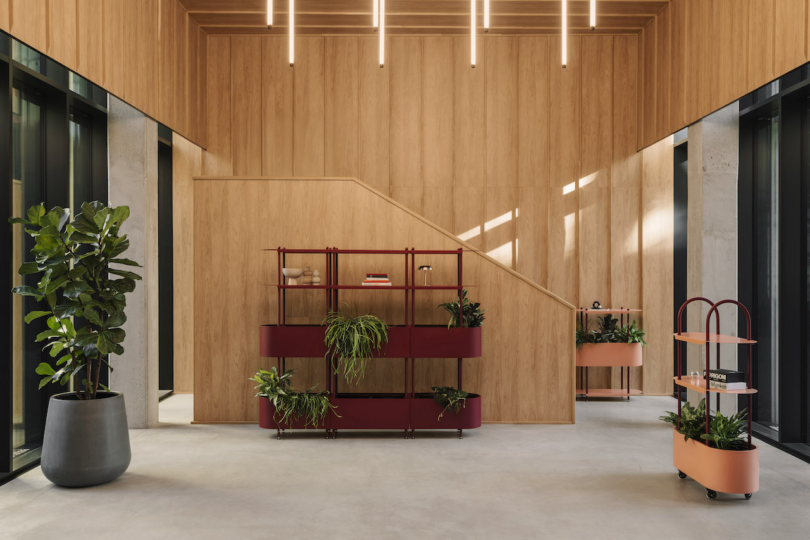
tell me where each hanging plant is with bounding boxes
[322,304,389,383]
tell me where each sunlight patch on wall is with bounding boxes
[458,225,481,242]
[487,241,513,267]
[484,210,513,231]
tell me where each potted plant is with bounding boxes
[323,305,390,383]
[252,367,337,433]
[660,399,758,499]
[408,290,485,358]
[576,314,645,366]
[410,385,482,432]
[10,202,140,487]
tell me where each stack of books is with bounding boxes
[362,273,392,287]
[703,369,747,390]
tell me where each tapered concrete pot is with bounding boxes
[41,392,131,488]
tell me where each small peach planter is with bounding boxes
[672,429,759,498]
[576,342,643,367]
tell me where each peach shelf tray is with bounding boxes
[575,388,642,398]
[673,332,757,345]
[673,377,758,395]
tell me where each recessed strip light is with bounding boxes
[373,0,378,31]
[471,0,476,68]
[267,0,273,28]
[484,0,489,33]
[379,0,385,67]
[289,0,294,66]
[562,0,567,68]
[590,0,596,30]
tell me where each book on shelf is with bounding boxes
[364,273,391,286]
[702,369,745,383]
[362,282,392,287]
[364,278,389,282]
[709,380,748,391]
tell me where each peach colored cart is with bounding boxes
[576,308,643,400]
[673,297,759,500]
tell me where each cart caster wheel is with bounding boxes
[678,470,687,479]
[745,493,752,500]
[706,490,717,500]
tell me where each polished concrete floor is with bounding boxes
[1,395,810,539]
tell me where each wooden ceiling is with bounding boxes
[179,1,669,35]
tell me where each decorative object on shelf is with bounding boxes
[438,289,485,328]
[690,371,700,383]
[302,265,313,285]
[418,265,433,286]
[671,297,758,499]
[362,273,391,286]
[592,300,603,309]
[323,305,389,383]
[312,269,321,285]
[251,367,337,428]
[282,267,303,285]
[10,201,139,488]
[431,386,469,421]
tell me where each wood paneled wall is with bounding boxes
[0,0,207,148]
[639,0,810,149]
[199,34,675,395]
[193,177,576,424]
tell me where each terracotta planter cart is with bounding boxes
[576,308,643,400]
[259,247,483,440]
[673,297,759,500]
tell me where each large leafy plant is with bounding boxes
[437,289,486,328]
[251,367,337,428]
[10,202,140,400]
[576,315,646,349]
[660,398,711,442]
[700,409,748,450]
[323,305,389,383]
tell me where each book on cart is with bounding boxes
[702,369,745,383]
[363,273,392,286]
[709,380,748,391]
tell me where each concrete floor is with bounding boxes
[1,395,810,539]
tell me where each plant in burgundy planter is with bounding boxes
[323,305,388,383]
[437,289,485,328]
[10,201,139,488]
[252,366,337,428]
[431,386,469,420]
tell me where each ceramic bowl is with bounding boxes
[282,268,304,285]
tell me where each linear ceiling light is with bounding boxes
[380,0,385,67]
[471,0,476,67]
[562,0,567,67]
[373,0,378,31]
[484,0,489,32]
[590,0,596,30]
[289,0,294,66]
[267,0,273,28]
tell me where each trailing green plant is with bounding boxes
[431,386,469,421]
[576,315,646,349]
[251,367,338,428]
[323,304,389,383]
[10,202,140,400]
[660,398,711,442]
[437,289,486,328]
[700,409,748,450]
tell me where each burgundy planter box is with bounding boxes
[330,395,411,430]
[409,394,482,429]
[258,396,330,430]
[260,326,411,358]
[410,327,482,358]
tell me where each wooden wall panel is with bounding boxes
[231,37,262,176]
[708,0,748,112]
[47,0,77,70]
[358,37,390,195]
[668,0,686,135]
[172,135,203,393]
[774,0,806,77]
[158,0,176,130]
[174,4,189,135]
[198,29,208,148]
[654,5,670,142]
[641,20,656,148]
[203,37,233,175]
[0,0,8,32]
[517,36,549,287]
[685,0,707,125]
[11,0,46,51]
[325,37,359,177]
[193,177,576,424]
[390,37,423,212]
[748,0,775,94]
[187,16,201,141]
[77,0,104,85]
[261,37,294,176]
[293,37,326,176]
[103,0,124,98]
[548,35,580,306]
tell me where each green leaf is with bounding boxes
[109,269,142,281]
[83,343,100,358]
[80,201,97,220]
[53,302,81,318]
[24,310,51,324]
[71,213,100,234]
[11,285,43,298]
[63,280,89,299]
[27,204,46,224]
[67,266,88,280]
[9,216,31,225]
[113,344,124,355]
[44,275,69,294]
[35,362,56,376]
[109,237,130,258]
[105,311,127,328]
[109,278,136,293]
[111,205,130,226]
[39,376,53,389]
[105,328,125,344]
[84,307,103,327]
[18,262,40,275]
[97,332,116,355]
[110,258,141,267]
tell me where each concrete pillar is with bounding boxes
[686,102,739,415]
[107,96,159,428]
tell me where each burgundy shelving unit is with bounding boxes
[259,247,483,440]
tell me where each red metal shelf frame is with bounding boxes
[267,247,480,438]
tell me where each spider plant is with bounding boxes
[437,289,486,328]
[432,386,469,421]
[322,305,389,383]
[251,367,337,428]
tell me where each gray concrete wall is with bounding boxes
[107,95,159,428]
[685,102,739,415]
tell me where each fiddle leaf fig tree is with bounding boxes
[10,201,141,400]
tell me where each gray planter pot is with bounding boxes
[41,392,131,488]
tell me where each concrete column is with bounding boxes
[107,96,159,428]
[686,102,739,415]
